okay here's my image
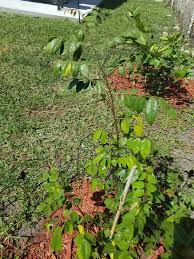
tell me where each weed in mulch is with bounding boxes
[110,68,194,108]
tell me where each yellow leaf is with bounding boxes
[112,240,116,247]
[134,123,143,137]
[63,62,72,77]
[78,224,85,234]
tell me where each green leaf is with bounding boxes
[115,168,127,179]
[140,139,151,159]
[123,95,137,110]
[114,36,126,44]
[132,6,141,18]
[82,215,92,223]
[134,96,146,113]
[64,220,74,234]
[126,138,134,150]
[158,98,177,119]
[100,131,108,145]
[122,211,136,223]
[149,58,161,68]
[80,64,89,78]
[99,166,107,176]
[127,61,133,74]
[104,198,115,210]
[132,181,144,189]
[127,10,133,17]
[116,240,129,251]
[123,30,147,45]
[69,42,82,61]
[84,232,95,245]
[51,226,63,252]
[51,201,57,211]
[147,175,157,184]
[95,11,106,24]
[91,178,98,191]
[94,81,103,97]
[75,233,84,246]
[96,13,102,24]
[121,119,130,134]
[125,154,137,169]
[93,152,105,164]
[123,224,134,241]
[174,66,190,80]
[63,209,71,218]
[42,172,50,181]
[73,197,81,205]
[93,129,102,141]
[131,138,140,155]
[122,30,139,39]
[143,204,150,215]
[135,32,147,46]
[63,86,68,97]
[123,95,146,113]
[71,211,80,223]
[77,30,85,41]
[44,205,52,217]
[45,36,63,55]
[145,97,158,125]
[137,217,145,236]
[118,66,125,77]
[77,239,91,259]
[117,157,127,168]
[36,202,46,213]
[53,60,66,77]
[167,215,175,223]
[72,63,80,77]
[73,43,82,61]
[147,183,157,193]
[139,172,146,180]
[133,189,144,197]
[119,251,132,259]
[103,243,118,254]
[112,159,117,167]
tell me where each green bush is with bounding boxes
[41,8,194,258]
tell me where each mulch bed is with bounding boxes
[109,69,194,108]
[26,179,105,259]
[1,179,167,258]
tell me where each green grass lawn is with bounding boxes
[0,0,193,230]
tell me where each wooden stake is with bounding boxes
[110,166,137,239]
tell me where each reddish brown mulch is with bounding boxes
[109,68,194,108]
[26,179,105,259]
[1,179,168,258]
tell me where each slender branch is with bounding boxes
[83,20,120,143]
[77,0,81,24]
[110,166,137,239]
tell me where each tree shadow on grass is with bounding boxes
[99,0,127,10]
[170,217,194,259]
[22,0,127,10]
[22,0,58,5]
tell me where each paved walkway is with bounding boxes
[0,0,102,20]
[173,127,194,172]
